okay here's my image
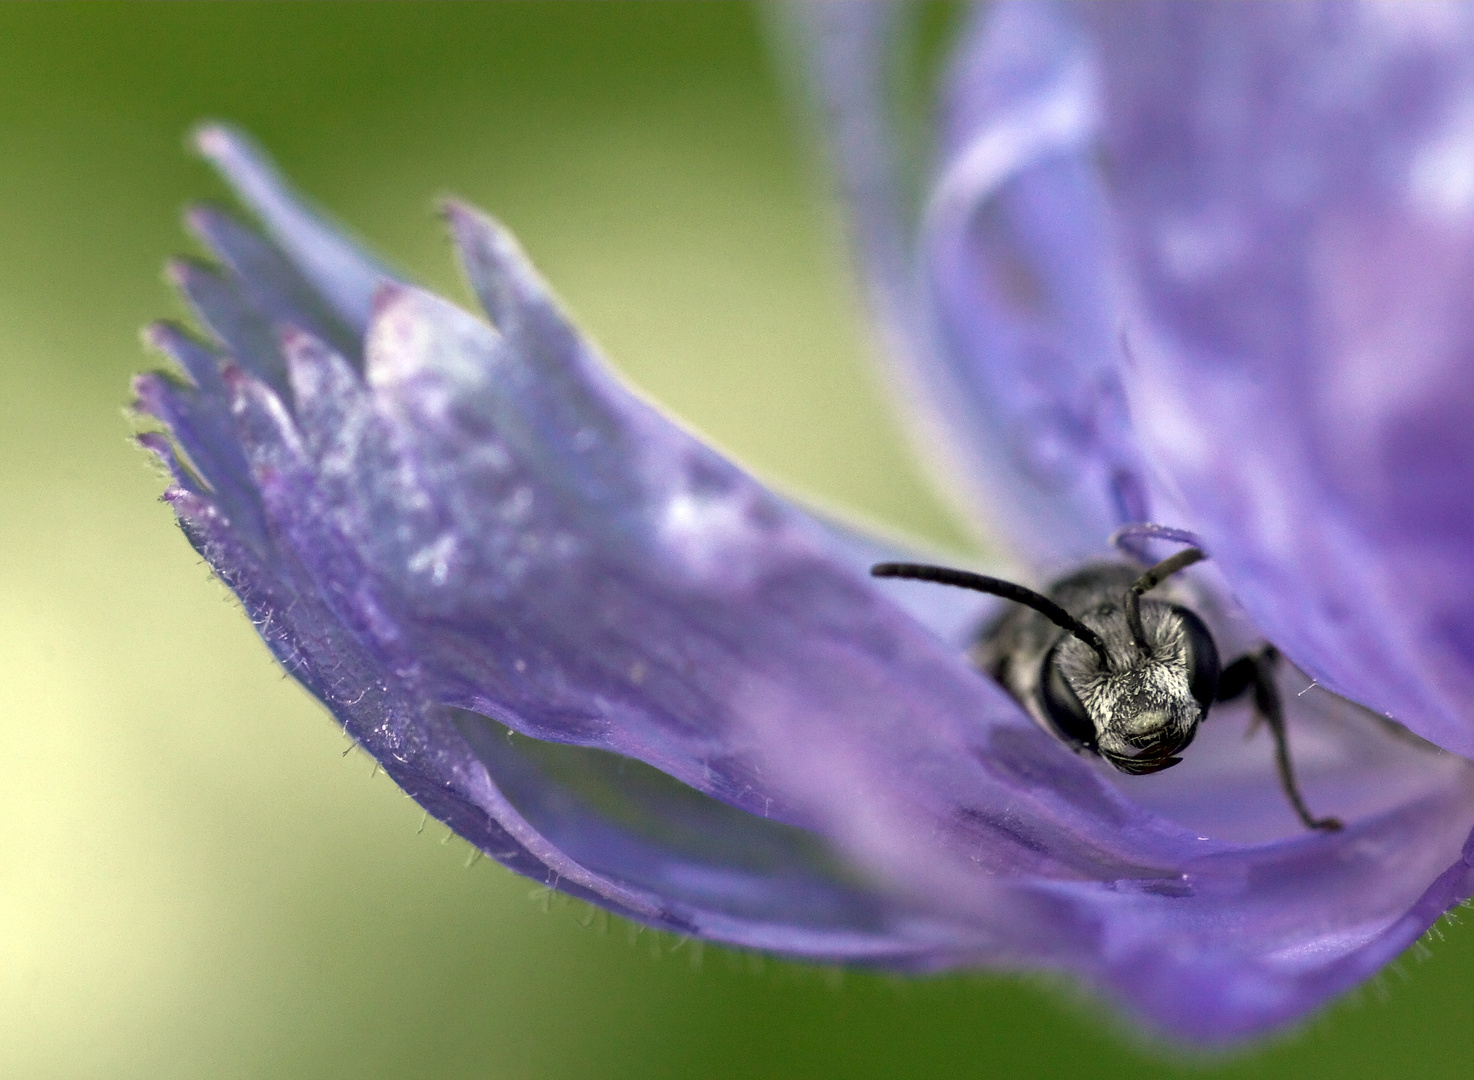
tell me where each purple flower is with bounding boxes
[133,1,1474,1047]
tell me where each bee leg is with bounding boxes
[1216,655,1261,739]
[1217,647,1343,832]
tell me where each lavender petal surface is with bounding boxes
[134,1,1474,1046]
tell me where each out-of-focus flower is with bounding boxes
[133,1,1474,1047]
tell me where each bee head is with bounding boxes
[870,546,1219,774]
[1040,600,1221,774]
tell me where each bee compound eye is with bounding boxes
[1170,604,1221,710]
[1039,641,1097,751]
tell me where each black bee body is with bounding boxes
[872,545,1341,831]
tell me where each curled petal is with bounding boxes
[923,0,1153,569]
[135,126,1474,1047]
[168,480,979,959]
[792,1,1151,571]
[1090,1,1474,756]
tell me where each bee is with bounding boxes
[872,542,1342,832]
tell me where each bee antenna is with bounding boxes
[1124,547,1208,650]
[871,562,1111,667]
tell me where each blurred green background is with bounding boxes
[2,4,1472,1078]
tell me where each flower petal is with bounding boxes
[922,0,1154,569]
[200,326,1028,962]
[186,204,365,366]
[138,132,1474,1045]
[791,1,1150,570]
[1089,2,1474,756]
[450,706,996,961]
[165,473,985,962]
[168,255,295,403]
[134,324,269,551]
[194,123,395,332]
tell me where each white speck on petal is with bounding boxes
[1409,98,1474,222]
[408,533,457,585]
[657,488,771,587]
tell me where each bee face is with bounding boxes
[1041,600,1220,774]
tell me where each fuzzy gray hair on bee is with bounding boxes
[872,543,1341,832]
